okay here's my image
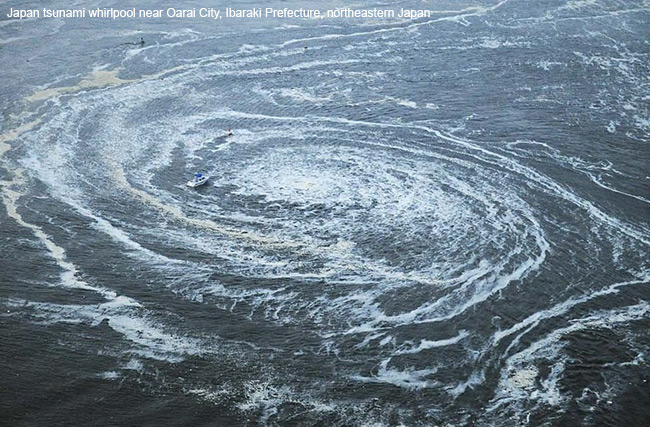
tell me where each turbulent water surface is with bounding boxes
[1,0,649,425]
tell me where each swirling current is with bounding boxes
[1,0,648,425]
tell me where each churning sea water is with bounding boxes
[1,0,648,425]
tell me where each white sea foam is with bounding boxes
[395,330,469,355]
[492,274,650,348]
[11,297,205,362]
[98,371,121,380]
[351,358,440,389]
[488,302,650,417]
[447,369,486,397]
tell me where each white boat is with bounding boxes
[187,173,208,187]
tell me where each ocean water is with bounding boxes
[1,0,648,425]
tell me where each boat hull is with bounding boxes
[187,177,208,187]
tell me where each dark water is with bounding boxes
[1,0,649,425]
